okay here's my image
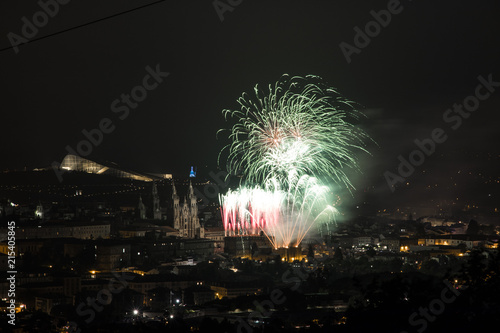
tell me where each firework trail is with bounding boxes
[219,171,337,249]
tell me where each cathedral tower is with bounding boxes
[138,195,146,219]
[172,181,181,230]
[152,182,161,220]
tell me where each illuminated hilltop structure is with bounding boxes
[59,154,171,182]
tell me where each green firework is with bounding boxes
[219,74,371,189]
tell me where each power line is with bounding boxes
[0,0,166,54]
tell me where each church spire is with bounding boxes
[138,195,146,219]
[188,179,194,197]
[152,181,158,196]
[152,181,161,220]
[172,180,181,231]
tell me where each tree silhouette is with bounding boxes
[333,247,343,262]
[307,244,314,258]
[466,219,479,235]
[365,246,376,258]
[251,241,259,258]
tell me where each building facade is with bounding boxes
[172,182,204,239]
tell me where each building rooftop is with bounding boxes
[59,154,171,182]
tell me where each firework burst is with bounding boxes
[219,74,370,189]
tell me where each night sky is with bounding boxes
[1,0,500,208]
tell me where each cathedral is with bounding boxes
[172,181,204,238]
[138,180,204,238]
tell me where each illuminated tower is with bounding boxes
[189,166,196,178]
[35,201,44,219]
[138,195,146,219]
[172,181,181,230]
[188,181,198,221]
[152,182,161,220]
